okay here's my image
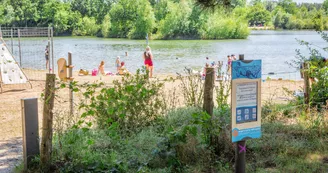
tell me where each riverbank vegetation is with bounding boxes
[18,63,328,172]
[16,31,328,172]
[1,0,327,39]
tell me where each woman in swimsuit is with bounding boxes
[143,46,153,78]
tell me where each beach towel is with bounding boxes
[92,69,98,76]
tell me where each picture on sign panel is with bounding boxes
[236,82,258,124]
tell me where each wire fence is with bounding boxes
[261,71,303,103]
[0,27,54,92]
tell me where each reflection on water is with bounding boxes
[4,30,327,80]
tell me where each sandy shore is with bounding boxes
[0,71,303,172]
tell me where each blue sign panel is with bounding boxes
[232,60,261,80]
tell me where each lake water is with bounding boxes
[5,30,328,80]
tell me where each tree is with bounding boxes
[312,10,324,31]
[53,3,72,34]
[247,2,271,26]
[323,0,328,15]
[109,0,155,39]
[71,0,90,17]
[264,0,277,12]
[8,0,38,26]
[73,16,99,36]
[231,0,246,7]
[278,0,297,14]
[297,5,309,19]
[0,4,15,26]
[101,14,111,37]
[128,0,155,39]
[154,0,169,21]
[195,0,232,10]
[188,4,208,36]
[157,0,192,39]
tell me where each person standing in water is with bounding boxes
[143,46,154,78]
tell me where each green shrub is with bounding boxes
[294,31,328,108]
[176,68,204,108]
[79,68,165,133]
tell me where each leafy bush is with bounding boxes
[79,68,165,133]
[176,68,204,108]
[294,31,328,108]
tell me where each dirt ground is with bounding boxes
[0,71,303,172]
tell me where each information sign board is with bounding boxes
[231,60,261,143]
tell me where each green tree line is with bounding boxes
[0,0,327,39]
[246,0,328,30]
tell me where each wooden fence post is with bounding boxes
[40,73,56,168]
[303,62,310,107]
[203,67,215,115]
[21,98,39,170]
[203,67,215,147]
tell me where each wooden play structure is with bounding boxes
[0,37,31,93]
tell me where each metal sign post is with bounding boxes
[21,98,39,170]
[231,55,262,173]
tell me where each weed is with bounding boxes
[177,68,204,108]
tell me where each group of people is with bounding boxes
[226,54,237,75]
[202,54,237,79]
[97,46,154,78]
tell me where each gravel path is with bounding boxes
[0,138,22,173]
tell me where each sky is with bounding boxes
[293,0,324,3]
[252,0,325,3]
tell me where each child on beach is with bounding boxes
[115,56,121,73]
[98,61,105,76]
[119,62,130,75]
